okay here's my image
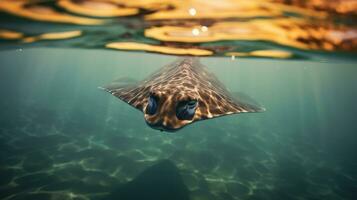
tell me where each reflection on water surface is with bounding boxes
[0,0,356,58]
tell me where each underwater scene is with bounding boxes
[0,0,357,200]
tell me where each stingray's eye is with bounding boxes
[176,100,198,120]
[146,95,158,115]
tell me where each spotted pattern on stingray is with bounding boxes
[101,57,265,131]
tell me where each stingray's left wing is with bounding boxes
[194,88,265,121]
[189,60,264,121]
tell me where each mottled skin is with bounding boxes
[101,57,264,131]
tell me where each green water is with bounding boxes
[0,48,356,200]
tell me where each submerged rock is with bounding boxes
[104,160,190,200]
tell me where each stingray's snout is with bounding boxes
[145,119,178,132]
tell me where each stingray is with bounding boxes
[100,57,265,132]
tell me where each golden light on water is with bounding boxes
[226,50,293,59]
[22,30,82,43]
[106,42,213,56]
[0,29,24,39]
[272,0,357,15]
[188,8,197,16]
[145,19,357,51]
[144,0,283,20]
[58,0,139,17]
[0,0,104,25]
[0,0,356,56]
[191,28,200,36]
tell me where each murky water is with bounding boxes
[0,48,356,200]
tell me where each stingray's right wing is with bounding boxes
[99,78,150,112]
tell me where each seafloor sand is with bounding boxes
[0,102,355,200]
